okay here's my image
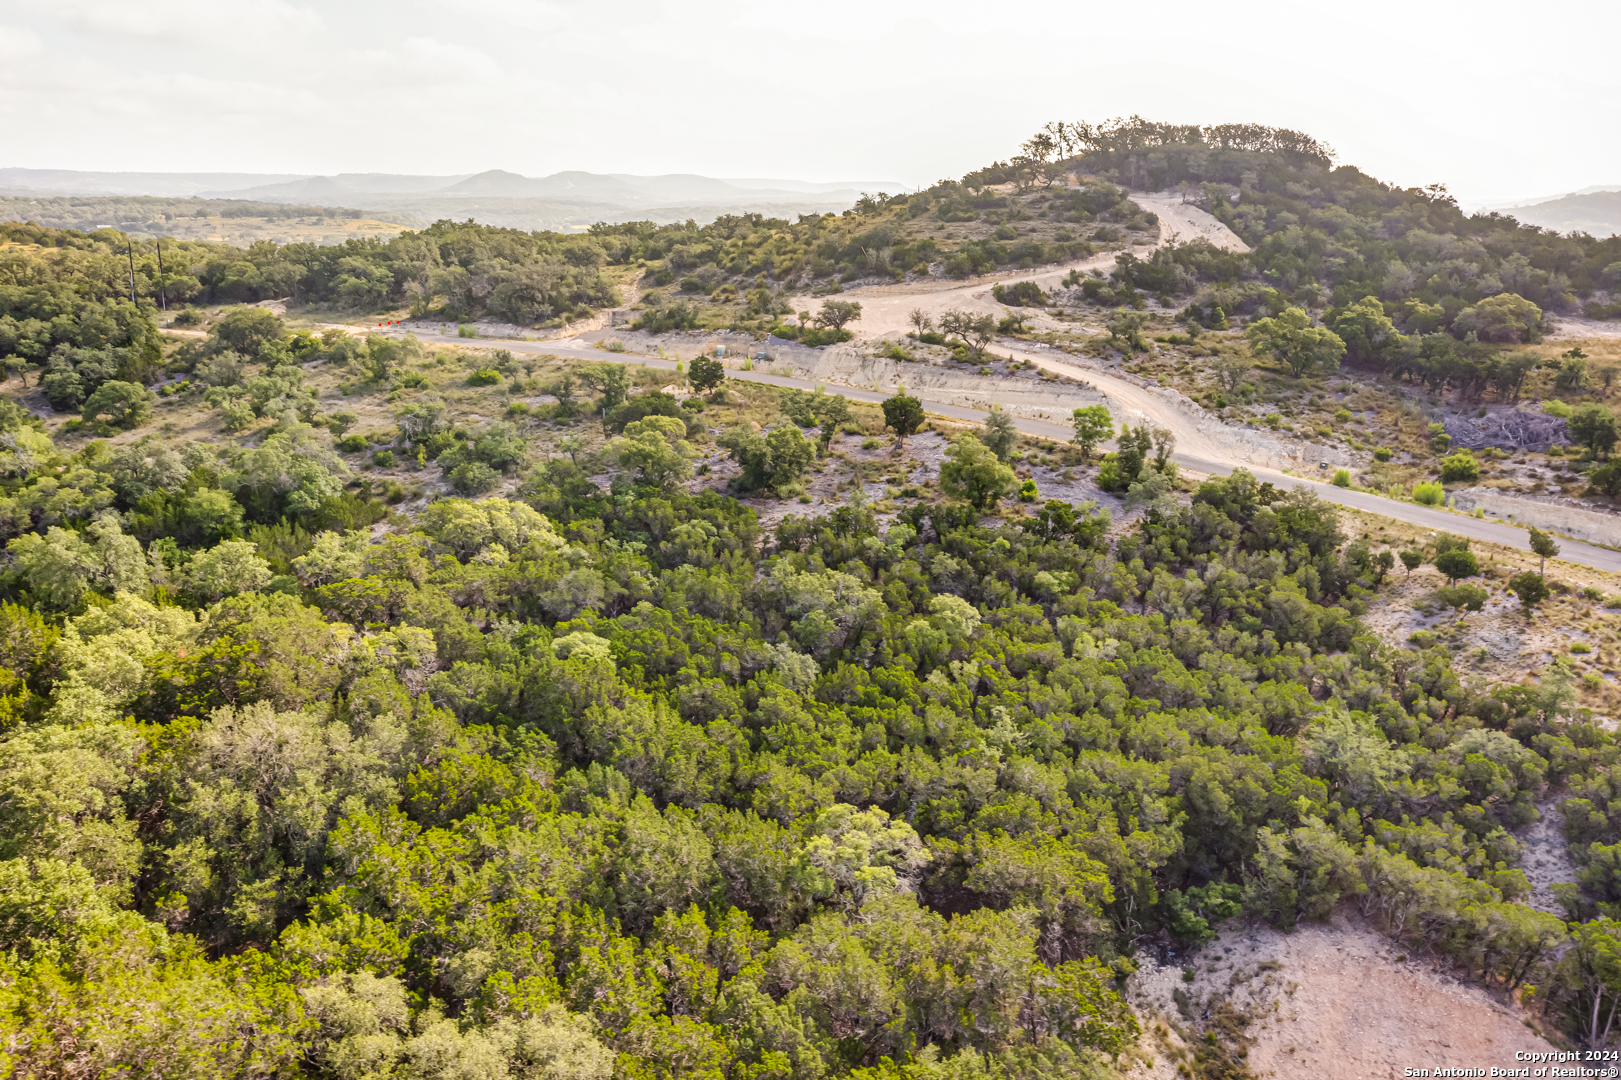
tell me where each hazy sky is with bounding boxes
[2,0,1616,205]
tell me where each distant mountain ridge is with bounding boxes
[0,167,901,206]
[0,168,309,197]
[0,167,905,237]
[1501,190,1621,238]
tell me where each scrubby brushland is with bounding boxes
[4,396,1621,1077]
[958,119,1621,513]
[1,218,625,329]
[2,170,1153,336]
[0,195,419,246]
[8,134,1621,1079]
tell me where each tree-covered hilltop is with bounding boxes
[998,116,1621,328]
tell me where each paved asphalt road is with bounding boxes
[382,328,1621,575]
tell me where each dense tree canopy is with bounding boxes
[0,418,1615,1073]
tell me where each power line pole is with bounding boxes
[124,234,136,303]
[154,239,167,311]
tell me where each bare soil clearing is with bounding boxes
[1131,917,1558,1080]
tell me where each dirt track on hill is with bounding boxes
[381,190,1621,563]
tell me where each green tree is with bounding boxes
[1452,293,1543,344]
[1115,424,1153,483]
[8,518,146,609]
[1330,295,1402,365]
[578,364,630,410]
[1433,548,1479,585]
[1510,570,1551,613]
[1399,549,1423,577]
[617,794,720,935]
[939,433,1015,508]
[1105,312,1146,352]
[1528,525,1560,576]
[964,313,997,357]
[688,355,725,394]
[81,381,153,430]
[1555,350,1591,393]
[882,394,926,443]
[815,299,863,331]
[982,406,1017,462]
[1214,356,1249,398]
[1568,403,1619,459]
[722,425,815,493]
[1558,919,1621,1050]
[1070,405,1113,459]
[612,418,694,492]
[208,306,285,359]
[181,539,273,602]
[1245,306,1346,378]
[1435,583,1488,615]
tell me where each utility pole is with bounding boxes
[124,234,136,303]
[154,239,167,311]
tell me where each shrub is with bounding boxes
[1018,478,1039,502]
[81,380,154,430]
[1587,460,1621,496]
[1331,469,1351,488]
[372,450,396,468]
[338,435,367,453]
[1572,642,1592,654]
[632,301,700,333]
[1412,481,1445,506]
[467,368,502,386]
[798,327,853,348]
[448,461,499,494]
[1434,549,1479,583]
[940,434,1016,508]
[458,324,477,338]
[607,391,683,433]
[1374,447,1393,462]
[1509,570,1551,612]
[1439,451,1480,483]
[991,281,1048,307]
[1435,584,1488,613]
[1334,408,1353,423]
[1096,452,1127,492]
[1543,399,1573,418]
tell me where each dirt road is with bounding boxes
[384,324,1621,574]
[793,190,1248,342]
[378,191,1621,568]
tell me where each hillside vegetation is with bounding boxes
[0,195,419,246]
[6,128,1621,1080]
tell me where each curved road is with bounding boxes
[382,324,1621,575]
